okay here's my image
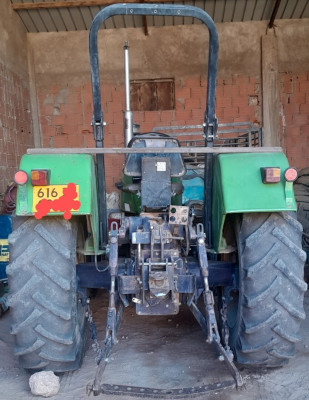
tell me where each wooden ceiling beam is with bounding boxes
[11,0,166,11]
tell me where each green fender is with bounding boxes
[212,152,297,253]
[15,154,99,254]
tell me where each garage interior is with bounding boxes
[1,0,309,399]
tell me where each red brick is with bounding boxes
[216,96,232,108]
[300,103,309,114]
[41,115,53,127]
[232,96,250,108]
[221,116,234,124]
[175,109,192,121]
[200,78,207,87]
[160,110,175,123]
[215,85,224,98]
[175,86,191,100]
[191,86,205,99]
[112,111,123,124]
[283,103,300,116]
[184,77,201,88]
[112,90,125,106]
[175,99,185,110]
[53,135,69,148]
[67,135,84,147]
[301,125,309,136]
[284,77,294,94]
[171,120,186,127]
[101,85,113,103]
[42,136,52,147]
[285,126,301,137]
[54,115,65,126]
[64,112,83,127]
[133,111,145,123]
[7,154,16,167]
[192,109,203,119]
[144,111,160,123]
[240,104,257,116]
[140,121,158,132]
[289,91,306,104]
[107,101,122,114]
[41,125,56,137]
[284,113,295,126]
[222,78,233,86]
[239,82,255,96]
[223,106,239,119]
[85,135,95,148]
[294,114,309,126]
[223,84,239,98]
[185,98,200,110]
[286,143,303,155]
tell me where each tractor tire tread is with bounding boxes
[229,212,306,367]
[8,217,86,372]
[14,339,45,356]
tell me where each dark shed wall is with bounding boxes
[0,1,34,201]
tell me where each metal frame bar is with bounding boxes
[27,146,282,155]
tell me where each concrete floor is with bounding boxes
[0,288,309,400]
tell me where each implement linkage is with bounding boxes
[86,301,103,365]
[86,220,243,397]
[191,224,243,388]
[87,223,124,396]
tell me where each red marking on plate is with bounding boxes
[35,183,81,220]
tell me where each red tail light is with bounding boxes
[31,170,50,186]
[284,167,298,182]
[14,170,28,185]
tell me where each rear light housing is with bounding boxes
[14,170,28,185]
[284,167,298,182]
[31,169,50,186]
[261,167,281,184]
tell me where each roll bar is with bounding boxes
[89,4,219,248]
[89,3,219,145]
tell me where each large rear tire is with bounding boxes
[227,212,307,367]
[7,217,86,372]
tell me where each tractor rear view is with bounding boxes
[7,3,307,396]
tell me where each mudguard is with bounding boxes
[15,154,99,253]
[212,152,297,252]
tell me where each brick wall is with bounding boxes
[279,72,309,170]
[0,62,33,200]
[38,74,261,192]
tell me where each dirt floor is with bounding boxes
[0,288,309,400]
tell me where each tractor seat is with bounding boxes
[124,132,186,178]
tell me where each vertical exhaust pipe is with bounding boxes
[123,42,133,146]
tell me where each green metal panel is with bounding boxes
[212,152,297,252]
[16,154,95,215]
[16,154,100,253]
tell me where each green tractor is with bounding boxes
[7,3,307,396]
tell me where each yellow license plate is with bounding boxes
[0,239,9,262]
[33,185,80,213]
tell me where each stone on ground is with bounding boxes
[29,371,60,397]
